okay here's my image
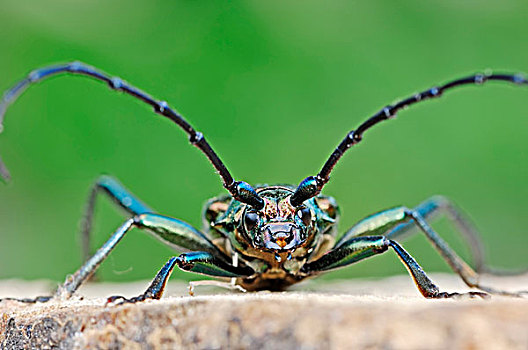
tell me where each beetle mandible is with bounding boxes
[0,62,526,303]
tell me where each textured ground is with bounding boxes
[0,274,527,349]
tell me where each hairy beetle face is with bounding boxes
[242,188,315,252]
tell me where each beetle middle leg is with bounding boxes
[327,201,527,297]
[336,196,486,268]
[80,175,154,271]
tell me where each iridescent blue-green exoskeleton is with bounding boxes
[0,62,526,304]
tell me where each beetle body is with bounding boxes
[204,185,339,290]
[0,62,526,303]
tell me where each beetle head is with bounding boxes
[206,185,339,257]
[243,189,314,251]
[239,186,341,257]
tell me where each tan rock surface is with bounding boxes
[0,274,527,349]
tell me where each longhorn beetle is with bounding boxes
[0,62,526,304]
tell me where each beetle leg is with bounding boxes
[80,175,153,269]
[401,208,526,296]
[59,214,237,298]
[186,251,248,296]
[187,280,247,297]
[302,236,488,299]
[334,205,527,297]
[106,257,179,304]
[337,196,487,272]
[0,295,53,304]
[336,207,415,244]
[0,213,234,303]
[107,252,254,304]
[385,196,526,276]
[176,251,254,278]
[384,196,485,271]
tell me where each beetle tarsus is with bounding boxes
[431,291,490,299]
[0,295,53,304]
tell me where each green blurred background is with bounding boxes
[0,1,526,285]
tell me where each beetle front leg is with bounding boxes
[302,236,487,299]
[106,257,180,304]
[107,252,254,304]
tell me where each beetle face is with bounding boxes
[205,185,339,259]
[241,187,316,252]
[243,197,314,251]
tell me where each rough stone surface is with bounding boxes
[0,274,527,349]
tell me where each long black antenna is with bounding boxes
[0,62,264,209]
[290,72,528,206]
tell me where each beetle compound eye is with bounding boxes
[297,207,312,226]
[244,212,259,232]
